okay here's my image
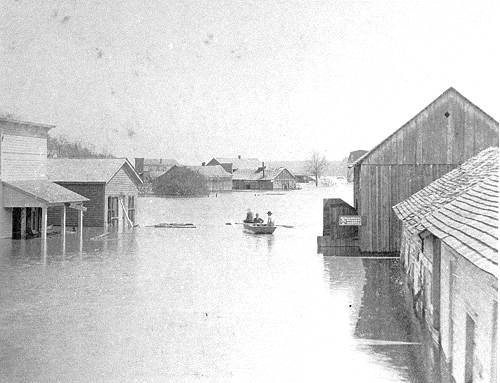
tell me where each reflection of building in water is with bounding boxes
[353,259,436,382]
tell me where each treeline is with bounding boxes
[47,135,114,159]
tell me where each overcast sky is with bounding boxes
[1,0,498,163]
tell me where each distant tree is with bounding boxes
[47,135,114,159]
[307,151,329,187]
[152,167,208,196]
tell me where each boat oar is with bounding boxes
[225,222,294,229]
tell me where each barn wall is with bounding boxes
[363,93,498,166]
[356,92,498,253]
[359,164,459,252]
[48,183,105,227]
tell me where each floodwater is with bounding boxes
[1,184,439,382]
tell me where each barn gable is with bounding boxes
[352,88,498,166]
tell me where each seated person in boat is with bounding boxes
[253,213,264,224]
[266,211,274,226]
[243,209,254,223]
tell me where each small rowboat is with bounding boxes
[243,223,277,234]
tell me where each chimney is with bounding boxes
[238,155,241,159]
[202,162,206,166]
[262,161,265,178]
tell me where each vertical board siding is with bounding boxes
[356,92,498,253]
[48,183,105,227]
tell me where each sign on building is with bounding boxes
[339,215,362,226]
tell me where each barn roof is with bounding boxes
[393,147,498,276]
[48,158,143,185]
[186,165,232,178]
[212,157,261,170]
[349,87,498,168]
[232,167,293,181]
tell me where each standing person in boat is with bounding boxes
[266,211,274,226]
[244,209,254,223]
[253,213,264,224]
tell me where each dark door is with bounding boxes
[12,208,22,239]
[464,314,475,383]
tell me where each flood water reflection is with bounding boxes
[1,185,439,382]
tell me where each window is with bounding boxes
[127,196,135,224]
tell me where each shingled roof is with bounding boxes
[185,165,231,178]
[212,157,261,170]
[393,147,498,276]
[232,167,293,181]
[48,158,142,185]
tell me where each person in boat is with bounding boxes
[266,211,274,226]
[244,209,254,223]
[253,213,264,224]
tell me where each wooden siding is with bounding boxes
[362,91,498,165]
[355,92,499,253]
[358,164,457,252]
[207,178,232,192]
[106,166,140,196]
[48,183,105,227]
[271,169,296,190]
[0,134,47,181]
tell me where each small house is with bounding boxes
[232,166,296,190]
[47,158,142,230]
[393,147,498,383]
[0,118,88,239]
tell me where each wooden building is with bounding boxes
[393,148,498,383]
[134,158,178,181]
[206,156,261,174]
[346,150,367,182]
[0,118,87,240]
[47,158,142,229]
[232,166,296,190]
[348,88,498,253]
[155,165,232,193]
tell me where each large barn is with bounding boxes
[348,88,498,253]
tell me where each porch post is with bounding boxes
[117,197,123,233]
[61,205,66,237]
[78,209,83,252]
[20,208,27,239]
[41,206,48,263]
[41,206,47,241]
[61,204,67,257]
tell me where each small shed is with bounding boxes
[47,158,143,229]
[232,166,296,190]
